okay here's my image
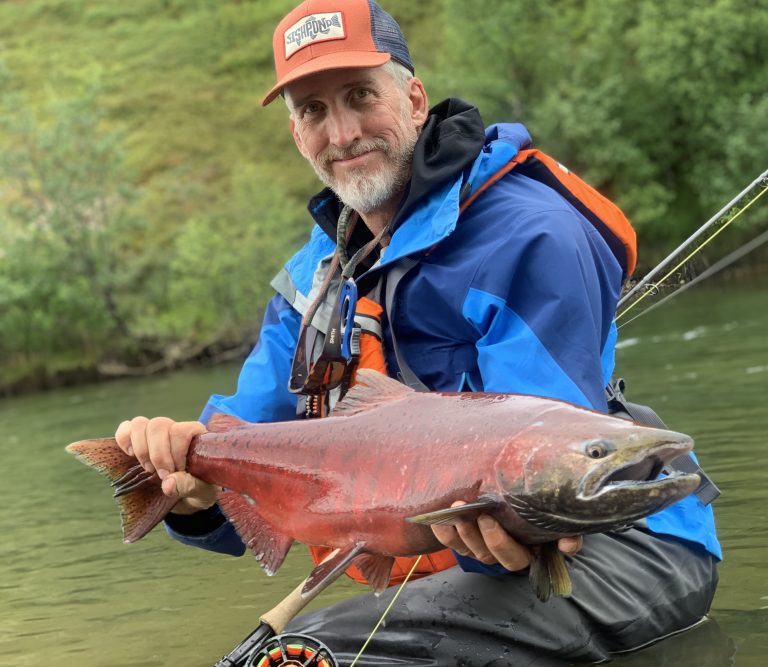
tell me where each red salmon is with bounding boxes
[66,370,699,601]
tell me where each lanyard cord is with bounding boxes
[303,205,390,330]
[335,205,358,269]
[348,555,424,667]
[337,205,392,279]
[300,206,358,329]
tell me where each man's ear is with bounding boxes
[407,77,429,128]
[290,116,309,159]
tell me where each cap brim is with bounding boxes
[261,51,391,106]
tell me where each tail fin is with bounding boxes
[66,438,177,543]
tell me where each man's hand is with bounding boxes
[114,417,219,515]
[431,501,582,571]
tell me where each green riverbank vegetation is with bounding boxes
[1,0,766,394]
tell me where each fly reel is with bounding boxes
[244,633,338,667]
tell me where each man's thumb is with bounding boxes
[162,471,197,498]
[162,471,219,514]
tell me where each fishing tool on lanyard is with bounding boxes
[289,205,390,417]
[616,167,768,327]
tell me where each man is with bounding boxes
[115,1,720,664]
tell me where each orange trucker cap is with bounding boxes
[261,0,414,106]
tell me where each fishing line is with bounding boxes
[617,227,768,329]
[348,556,423,667]
[618,167,768,311]
[616,173,768,324]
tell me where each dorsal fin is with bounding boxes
[332,369,414,417]
[207,412,251,433]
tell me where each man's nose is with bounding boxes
[326,108,362,147]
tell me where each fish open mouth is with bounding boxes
[579,439,698,500]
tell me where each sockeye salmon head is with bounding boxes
[495,405,701,536]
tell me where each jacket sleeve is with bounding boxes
[455,205,623,576]
[164,293,302,554]
[200,293,303,424]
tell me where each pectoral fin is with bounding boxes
[217,490,294,576]
[405,497,502,526]
[302,543,366,599]
[528,542,573,602]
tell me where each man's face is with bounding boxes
[286,66,427,214]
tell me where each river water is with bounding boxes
[1,276,766,666]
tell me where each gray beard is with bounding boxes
[312,136,417,214]
[322,164,408,213]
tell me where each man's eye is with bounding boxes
[355,88,371,99]
[303,102,322,116]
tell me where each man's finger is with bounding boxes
[169,421,206,472]
[129,416,151,470]
[454,518,496,564]
[431,500,467,552]
[431,524,471,557]
[432,500,496,563]
[477,515,531,571]
[163,471,218,507]
[115,420,133,455]
[146,417,174,479]
[558,535,583,556]
[165,471,203,498]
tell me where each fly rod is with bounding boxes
[617,167,768,323]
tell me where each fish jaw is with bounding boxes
[497,417,702,536]
[577,437,696,500]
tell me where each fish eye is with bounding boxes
[584,440,614,459]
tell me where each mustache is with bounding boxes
[320,138,389,167]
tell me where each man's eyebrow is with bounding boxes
[291,78,379,108]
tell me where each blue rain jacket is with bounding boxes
[166,100,721,569]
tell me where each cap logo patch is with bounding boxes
[284,12,345,59]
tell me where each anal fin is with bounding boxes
[302,543,365,599]
[217,490,294,576]
[352,554,395,594]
